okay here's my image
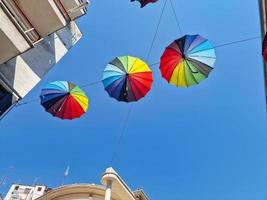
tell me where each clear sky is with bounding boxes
[0,0,267,200]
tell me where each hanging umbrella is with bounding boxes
[40,81,89,120]
[131,0,158,8]
[102,56,153,102]
[159,34,216,87]
[262,33,267,62]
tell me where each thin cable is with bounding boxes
[110,105,133,165]
[169,0,183,36]
[80,80,102,88]
[214,36,261,49]
[13,81,101,107]
[150,61,160,67]
[109,2,168,166]
[10,35,261,109]
[146,0,168,62]
[15,98,39,107]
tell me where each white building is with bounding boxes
[0,0,88,118]
[4,168,149,200]
[4,185,47,200]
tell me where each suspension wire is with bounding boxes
[110,105,133,165]
[150,61,160,67]
[15,98,40,107]
[109,1,168,166]
[14,80,102,107]
[146,0,168,62]
[80,80,102,88]
[10,61,160,108]
[9,35,262,109]
[214,36,261,49]
[169,0,183,36]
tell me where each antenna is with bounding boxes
[32,177,40,186]
[61,166,70,186]
[0,166,14,188]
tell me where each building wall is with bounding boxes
[35,184,122,200]
[53,193,104,200]
[0,5,31,64]
[15,0,67,37]
[4,184,46,200]
[0,21,82,98]
[0,0,87,118]
[0,21,82,116]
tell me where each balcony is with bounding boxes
[0,0,88,65]
[55,0,88,21]
[13,0,88,37]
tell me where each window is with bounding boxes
[24,188,31,194]
[14,186,19,190]
[0,84,13,116]
[0,84,9,98]
[37,187,42,191]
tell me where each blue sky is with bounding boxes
[1,0,267,200]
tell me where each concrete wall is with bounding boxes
[16,0,67,37]
[36,184,122,200]
[0,21,82,98]
[0,6,30,64]
[53,193,104,200]
[60,0,86,20]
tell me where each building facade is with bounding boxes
[0,0,88,118]
[3,168,149,200]
[4,185,47,200]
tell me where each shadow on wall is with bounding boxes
[0,22,82,117]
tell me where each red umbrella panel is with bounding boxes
[262,33,267,62]
[131,0,158,8]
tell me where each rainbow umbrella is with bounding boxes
[40,81,89,120]
[262,33,267,62]
[159,34,216,87]
[102,56,153,102]
[131,0,158,8]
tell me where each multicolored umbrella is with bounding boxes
[131,0,158,8]
[262,33,267,62]
[102,56,153,102]
[40,81,89,120]
[159,34,216,87]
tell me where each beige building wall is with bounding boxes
[0,0,87,118]
[0,4,31,64]
[3,168,149,200]
[0,21,82,98]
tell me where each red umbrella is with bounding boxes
[131,0,158,8]
[262,33,267,62]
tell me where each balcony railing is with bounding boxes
[0,0,41,45]
[54,0,88,21]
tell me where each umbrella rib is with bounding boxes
[184,59,199,84]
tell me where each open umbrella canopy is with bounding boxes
[102,56,153,102]
[130,0,158,8]
[40,81,89,120]
[262,33,267,62]
[159,34,216,87]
